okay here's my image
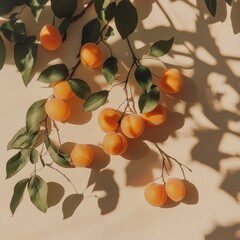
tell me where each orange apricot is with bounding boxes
[142,104,167,126]
[80,42,104,68]
[102,132,127,155]
[53,80,75,100]
[165,178,186,202]
[159,68,183,94]
[70,144,93,167]
[39,24,62,51]
[144,182,168,207]
[120,114,145,138]
[45,98,70,122]
[98,108,121,133]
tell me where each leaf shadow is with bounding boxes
[47,182,65,208]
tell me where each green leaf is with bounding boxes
[28,175,48,213]
[0,0,25,16]
[205,0,217,16]
[37,64,69,83]
[26,99,47,136]
[149,37,174,57]
[134,64,152,93]
[0,35,6,69]
[104,2,116,22]
[138,85,160,114]
[104,26,114,39]
[14,36,38,86]
[115,0,138,39]
[81,18,101,45]
[10,178,29,215]
[83,90,109,112]
[6,150,29,179]
[30,148,39,164]
[50,0,77,18]
[68,79,91,100]
[93,0,110,20]
[225,0,232,6]
[58,17,73,42]
[28,0,48,22]
[1,15,26,42]
[102,57,118,85]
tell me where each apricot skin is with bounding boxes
[70,144,93,167]
[53,80,75,100]
[165,178,186,202]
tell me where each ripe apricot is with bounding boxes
[120,114,145,138]
[165,178,186,202]
[159,68,183,94]
[45,98,70,122]
[80,42,104,68]
[142,104,167,126]
[144,182,168,207]
[53,80,75,100]
[98,108,121,133]
[39,24,62,51]
[103,132,127,155]
[70,144,93,167]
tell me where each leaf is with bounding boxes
[102,57,118,85]
[58,17,73,42]
[26,99,47,136]
[93,0,110,20]
[81,18,101,45]
[14,36,38,86]
[10,178,29,215]
[104,2,116,22]
[30,148,39,164]
[50,0,77,18]
[6,150,29,179]
[204,0,217,17]
[105,26,114,39]
[28,0,48,22]
[134,64,152,93]
[28,175,48,213]
[0,0,25,16]
[68,79,91,100]
[138,85,160,114]
[149,37,174,57]
[225,0,232,6]
[0,35,6,69]
[115,0,138,39]
[37,64,69,83]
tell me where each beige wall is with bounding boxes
[1,1,240,240]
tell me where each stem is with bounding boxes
[18,4,26,18]
[126,37,139,65]
[69,58,81,79]
[71,0,94,23]
[101,40,113,56]
[52,120,62,146]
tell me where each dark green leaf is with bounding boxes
[149,37,174,57]
[93,0,110,20]
[0,35,6,69]
[28,175,48,213]
[26,99,47,136]
[37,64,69,83]
[50,0,77,18]
[30,148,39,164]
[104,2,116,22]
[28,0,48,22]
[138,85,160,114]
[14,36,38,86]
[83,90,109,112]
[225,0,232,6]
[104,26,114,39]
[58,17,73,42]
[102,57,118,85]
[115,0,138,39]
[205,0,217,16]
[10,178,29,215]
[134,64,152,93]
[0,0,25,16]
[68,79,91,100]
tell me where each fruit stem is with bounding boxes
[126,37,140,65]
[72,0,94,22]
[69,58,81,79]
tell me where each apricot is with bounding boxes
[53,80,75,100]
[45,98,70,122]
[142,104,166,126]
[144,182,168,207]
[80,42,104,68]
[103,132,127,155]
[70,144,93,167]
[165,178,186,202]
[39,24,62,51]
[98,108,121,133]
[120,114,145,138]
[159,68,183,94]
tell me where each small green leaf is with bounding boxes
[149,37,174,57]
[81,18,101,45]
[6,150,29,179]
[93,0,110,20]
[225,0,232,6]
[26,99,47,136]
[115,0,138,39]
[28,175,48,213]
[10,178,29,215]
[102,57,118,85]
[105,26,114,39]
[28,0,48,22]
[30,148,39,164]
[50,0,77,18]
[138,85,160,114]
[134,64,152,93]
[0,35,6,69]
[205,0,217,16]
[104,2,116,22]
[68,79,91,100]
[58,17,73,42]
[83,90,109,112]
[37,64,69,83]
[14,36,38,86]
